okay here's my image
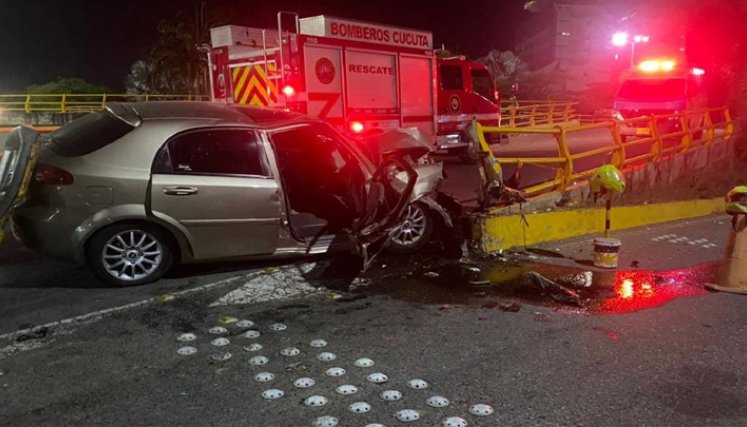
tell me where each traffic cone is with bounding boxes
[706,215,747,294]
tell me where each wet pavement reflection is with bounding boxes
[355,254,716,315]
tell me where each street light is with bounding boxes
[611,32,629,47]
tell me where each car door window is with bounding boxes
[440,65,464,90]
[154,129,268,176]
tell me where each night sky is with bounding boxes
[0,0,527,93]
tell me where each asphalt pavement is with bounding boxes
[1,215,746,427]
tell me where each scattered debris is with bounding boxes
[15,327,48,342]
[498,301,521,312]
[529,271,583,306]
[285,362,307,372]
[217,315,238,324]
[533,311,551,322]
[556,272,593,288]
[155,294,175,302]
[423,271,440,278]
[592,326,620,340]
[630,260,640,268]
[265,267,279,274]
[481,301,499,309]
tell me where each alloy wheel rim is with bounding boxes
[102,230,163,282]
[391,204,426,246]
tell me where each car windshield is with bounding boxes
[616,78,687,102]
[471,69,496,102]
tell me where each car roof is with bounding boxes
[109,101,310,128]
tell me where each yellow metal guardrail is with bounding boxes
[0,94,209,114]
[477,107,734,197]
[500,100,579,127]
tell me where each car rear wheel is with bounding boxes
[388,202,433,254]
[86,223,174,286]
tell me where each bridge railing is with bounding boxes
[500,100,579,127]
[476,107,734,197]
[0,94,210,114]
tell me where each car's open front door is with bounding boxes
[0,127,40,245]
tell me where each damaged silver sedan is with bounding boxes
[1,102,457,286]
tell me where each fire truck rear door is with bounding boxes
[303,45,344,125]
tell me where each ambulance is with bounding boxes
[207,13,500,155]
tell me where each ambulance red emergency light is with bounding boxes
[207,13,500,156]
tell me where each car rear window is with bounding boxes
[48,109,136,157]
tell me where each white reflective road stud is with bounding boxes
[176,346,197,355]
[325,367,346,377]
[208,326,228,335]
[261,389,285,400]
[367,373,388,384]
[469,404,495,416]
[348,402,372,414]
[269,323,287,331]
[176,333,197,342]
[210,351,232,362]
[364,424,385,427]
[243,343,263,352]
[243,330,261,339]
[317,352,337,362]
[442,416,468,427]
[249,356,269,366]
[354,358,375,368]
[211,337,230,347]
[281,347,301,357]
[310,339,328,348]
[380,390,402,401]
[255,372,276,382]
[426,396,450,408]
[395,410,420,422]
[236,320,255,328]
[312,416,339,427]
[407,379,429,390]
[304,395,329,407]
[336,384,359,395]
[294,377,316,388]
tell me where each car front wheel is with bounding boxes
[86,223,174,286]
[387,202,434,254]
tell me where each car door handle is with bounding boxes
[163,186,199,196]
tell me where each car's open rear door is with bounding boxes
[0,127,41,245]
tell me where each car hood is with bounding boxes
[364,127,434,163]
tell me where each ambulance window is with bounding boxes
[617,78,687,102]
[440,65,464,90]
[471,69,495,101]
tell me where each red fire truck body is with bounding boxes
[208,14,500,152]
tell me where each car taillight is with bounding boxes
[34,163,73,185]
[350,121,364,133]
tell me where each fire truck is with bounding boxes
[207,13,500,155]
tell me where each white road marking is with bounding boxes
[0,269,265,358]
[210,262,321,306]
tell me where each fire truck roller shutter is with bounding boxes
[400,55,436,137]
[304,45,344,121]
[345,50,398,123]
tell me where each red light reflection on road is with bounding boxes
[597,268,711,314]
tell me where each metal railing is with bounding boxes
[476,107,734,196]
[500,100,579,128]
[0,94,210,114]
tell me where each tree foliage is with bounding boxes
[126,1,215,95]
[26,77,109,94]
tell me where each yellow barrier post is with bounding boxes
[609,121,626,168]
[703,110,715,145]
[678,112,692,152]
[725,109,734,140]
[547,103,555,125]
[24,94,31,114]
[554,126,573,190]
[529,104,538,127]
